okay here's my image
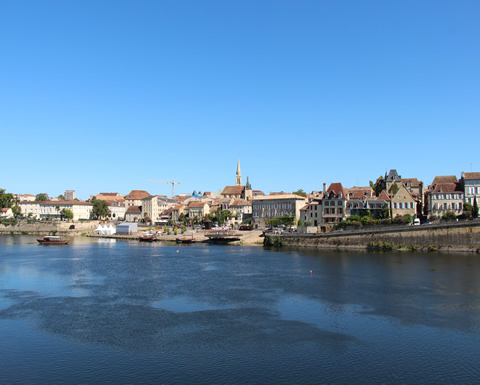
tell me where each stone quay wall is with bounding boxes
[0,221,98,235]
[275,222,480,252]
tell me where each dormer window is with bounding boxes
[338,192,342,199]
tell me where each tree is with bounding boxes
[473,197,479,219]
[64,209,74,220]
[388,183,399,196]
[298,219,304,227]
[55,205,60,218]
[463,202,473,217]
[35,193,49,201]
[12,205,21,216]
[292,189,307,197]
[0,189,14,208]
[57,194,65,200]
[92,200,110,219]
[369,177,385,197]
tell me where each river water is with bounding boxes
[1,235,480,384]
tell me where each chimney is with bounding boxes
[323,183,327,194]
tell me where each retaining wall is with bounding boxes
[276,222,480,252]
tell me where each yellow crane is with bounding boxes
[148,179,181,197]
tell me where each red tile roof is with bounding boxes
[125,190,151,200]
[463,172,480,180]
[188,202,207,208]
[377,190,391,201]
[222,186,245,195]
[402,178,421,187]
[326,183,349,199]
[431,175,458,185]
[125,206,141,214]
[431,183,463,194]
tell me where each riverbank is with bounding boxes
[87,229,265,245]
[0,221,264,245]
[267,221,480,253]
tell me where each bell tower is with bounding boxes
[236,158,242,186]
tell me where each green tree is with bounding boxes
[463,202,473,217]
[64,209,74,220]
[181,224,186,233]
[298,219,304,227]
[369,177,385,197]
[57,194,65,200]
[35,193,49,201]
[179,213,185,222]
[11,205,21,216]
[442,211,457,220]
[473,197,479,219]
[0,189,14,208]
[388,183,400,196]
[92,200,110,219]
[292,189,307,197]
[403,214,413,224]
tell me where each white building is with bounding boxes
[462,172,480,208]
[18,201,93,220]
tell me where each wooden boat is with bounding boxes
[139,234,157,242]
[176,236,195,244]
[37,236,69,245]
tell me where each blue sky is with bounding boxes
[1,0,479,199]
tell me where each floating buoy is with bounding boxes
[176,250,179,253]
[309,270,312,274]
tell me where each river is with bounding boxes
[1,235,480,384]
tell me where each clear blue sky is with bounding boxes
[1,0,479,199]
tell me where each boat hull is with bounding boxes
[37,238,69,245]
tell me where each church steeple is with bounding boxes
[236,158,242,186]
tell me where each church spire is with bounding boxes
[236,158,242,186]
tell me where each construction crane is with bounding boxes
[148,179,181,197]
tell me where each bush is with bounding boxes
[442,211,457,220]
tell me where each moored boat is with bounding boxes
[176,235,195,244]
[139,233,157,242]
[37,236,69,245]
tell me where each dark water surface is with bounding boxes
[1,235,480,384]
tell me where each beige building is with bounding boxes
[252,194,306,224]
[108,201,126,220]
[125,206,142,222]
[16,194,35,202]
[389,184,417,218]
[427,183,464,217]
[230,199,252,223]
[322,183,349,223]
[301,200,322,226]
[171,204,186,223]
[18,201,93,220]
[187,202,210,219]
[124,190,151,208]
[141,196,177,221]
